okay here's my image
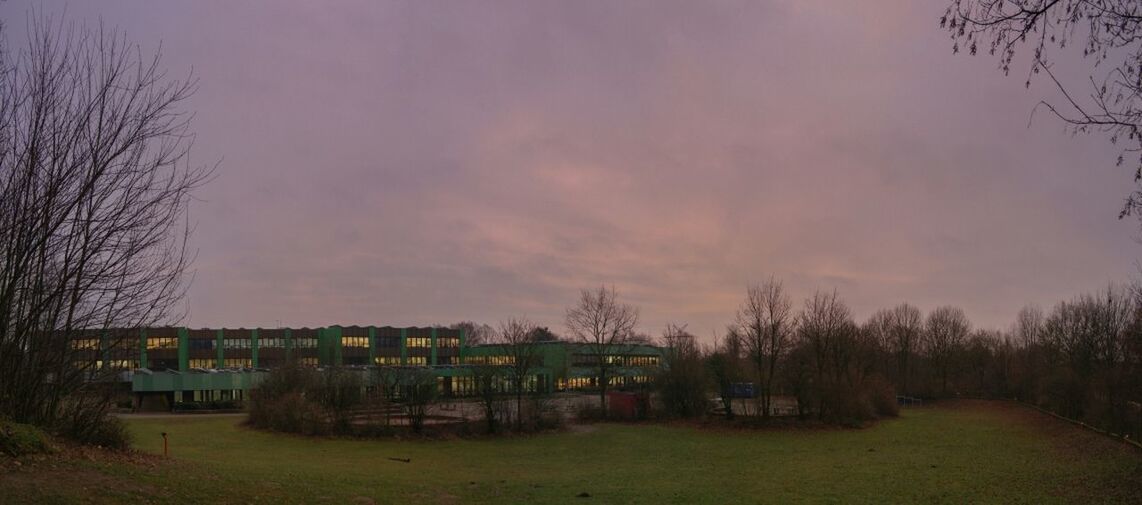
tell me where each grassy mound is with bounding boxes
[0,418,54,457]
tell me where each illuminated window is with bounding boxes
[146,337,178,350]
[562,377,596,390]
[374,356,401,365]
[104,359,138,370]
[625,355,659,367]
[437,337,460,348]
[188,359,216,369]
[407,356,427,365]
[223,358,252,368]
[407,337,431,348]
[464,355,514,365]
[71,339,100,350]
[341,336,368,348]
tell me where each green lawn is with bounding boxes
[3,401,1140,504]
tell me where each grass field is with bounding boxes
[2,400,1140,504]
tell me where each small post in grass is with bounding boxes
[161,432,168,458]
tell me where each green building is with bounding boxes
[71,326,665,409]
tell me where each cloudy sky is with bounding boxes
[3,1,1138,338]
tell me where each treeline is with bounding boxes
[657,279,1142,436]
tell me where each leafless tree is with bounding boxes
[0,15,211,437]
[657,323,708,418]
[1014,304,1045,347]
[450,321,494,346]
[867,303,924,396]
[924,306,971,395]
[495,317,541,431]
[400,369,438,434]
[468,361,507,433]
[942,0,1142,223]
[565,285,640,416]
[707,327,745,419]
[797,290,864,420]
[737,276,795,419]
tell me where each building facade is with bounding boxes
[73,326,665,409]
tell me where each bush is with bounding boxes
[656,352,710,419]
[75,415,132,449]
[249,365,371,436]
[53,406,132,450]
[819,384,876,426]
[0,418,53,456]
[866,376,900,418]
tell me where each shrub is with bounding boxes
[249,365,371,435]
[526,394,564,431]
[75,415,132,449]
[656,347,710,419]
[819,383,876,426]
[53,410,131,450]
[0,418,53,456]
[865,376,900,418]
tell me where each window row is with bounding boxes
[557,375,650,390]
[571,354,661,367]
[188,358,216,369]
[223,358,252,368]
[260,337,287,349]
[449,375,537,395]
[71,339,100,350]
[223,338,252,350]
[190,339,214,350]
[407,337,431,348]
[374,356,401,365]
[342,336,368,348]
[437,337,460,348]
[147,337,178,350]
[465,355,515,365]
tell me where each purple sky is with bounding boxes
[4,1,1138,339]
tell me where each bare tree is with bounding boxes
[1014,304,1045,347]
[400,369,438,434]
[0,15,211,437]
[495,317,541,431]
[737,276,795,419]
[942,0,1142,223]
[565,286,640,416]
[707,327,745,419]
[924,306,971,395]
[657,323,708,418]
[468,361,507,433]
[797,290,858,420]
[450,321,494,346]
[867,303,924,396]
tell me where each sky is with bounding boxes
[2,1,1138,340]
